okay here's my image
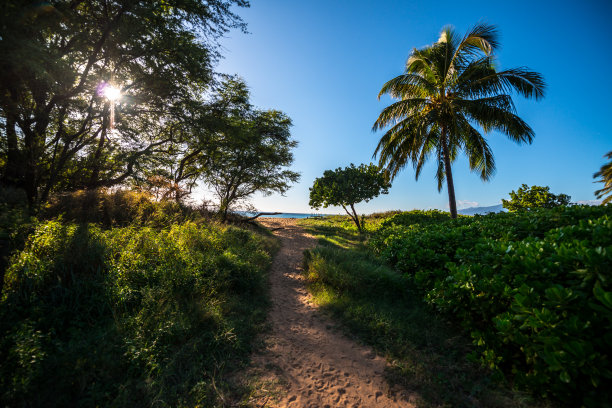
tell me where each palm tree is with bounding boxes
[373,23,545,218]
[594,151,612,204]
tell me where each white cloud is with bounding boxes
[457,200,479,209]
[575,200,602,206]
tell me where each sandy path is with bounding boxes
[249,218,415,408]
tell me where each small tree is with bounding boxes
[309,163,391,232]
[205,109,300,221]
[594,151,612,204]
[502,184,571,211]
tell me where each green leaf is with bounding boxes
[559,371,571,383]
[593,282,612,310]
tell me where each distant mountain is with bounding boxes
[457,204,505,216]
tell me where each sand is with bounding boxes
[246,217,415,408]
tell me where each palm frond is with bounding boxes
[414,128,440,179]
[375,127,421,180]
[407,47,442,85]
[457,67,546,100]
[452,55,495,93]
[374,112,436,180]
[437,26,461,81]
[372,98,430,131]
[456,116,496,180]
[457,22,500,56]
[594,151,612,204]
[458,99,534,143]
[458,94,517,113]
[377,73,434,99]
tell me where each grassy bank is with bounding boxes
[0,191,277,407]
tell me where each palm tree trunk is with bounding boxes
[441,128,458,218]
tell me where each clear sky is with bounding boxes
[210,0,612,214]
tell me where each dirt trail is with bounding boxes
[249,218,415,408]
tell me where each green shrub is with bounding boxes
[0,220,275,407]
[0,187,37,293]
[379,209,456,228]
[41,189,200,228]
[301,231,529,407]
[370,205,612,406]
[502,184,571,211]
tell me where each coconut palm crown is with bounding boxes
[594,151,612,204]
[373,23,545,217]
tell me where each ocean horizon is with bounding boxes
[235,211,338,219]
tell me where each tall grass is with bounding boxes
[0,219,276,407]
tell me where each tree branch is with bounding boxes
[244,212,282,221]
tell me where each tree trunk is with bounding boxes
[441,128,457,219]
[342,204,362,233]
[1,114,21,186]
[23,128,39,208]
[350,203,362,232]
[88,105,109,187]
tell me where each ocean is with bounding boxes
[236,212,337,219]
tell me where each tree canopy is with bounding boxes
[0,0,248,207]
[202,79,300,220]
[373,23,545,218]
[309,163,390,232]
[0,1,300,219]
[502,184,571,211]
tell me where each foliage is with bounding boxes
[369,205,612,406]
[594,151,612,204]
[203,79,300,220]
[0,219,275,407]
[0,0,248,206]
[373,23,545,218]
[0,187,37,293]
[40,188,204,228]
[309,163,390,232]
[379,209,457,228]
[299,216,536,408]
[502,184,571,211]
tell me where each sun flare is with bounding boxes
[103,85,121,101]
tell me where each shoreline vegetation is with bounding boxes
[299,207,611,407]
[1,189,610,406]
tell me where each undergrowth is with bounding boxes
[0,219,277,407]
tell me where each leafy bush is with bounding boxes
[379,209,456,228]
[370,205,612,406]
[41,189,203,228]
[300,223,531,407]
[0,187,36,292]
[502,184,571,211]
[0,220,275,407]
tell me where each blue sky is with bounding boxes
[211,0,612,214]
